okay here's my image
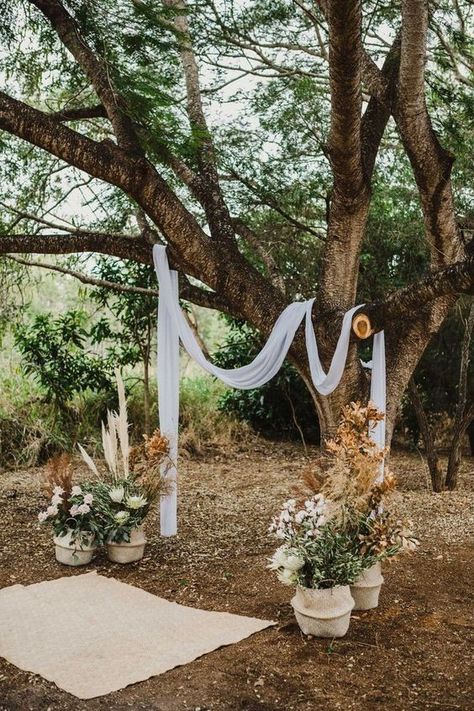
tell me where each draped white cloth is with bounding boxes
[153,245,386,536]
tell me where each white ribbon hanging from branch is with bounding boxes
[153,245,386,536]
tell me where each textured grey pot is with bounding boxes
[350,562,384,610]
[291,584,354,638]
[106,525,146,564]
[54,530,97,566]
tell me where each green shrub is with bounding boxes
[213,323,320,443]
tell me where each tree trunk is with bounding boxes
[468,419,474,457]
[445,301,474,490]
[408,378,444,492]
[445,421,464,492]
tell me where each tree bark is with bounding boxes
[445,301,474,490]
[408,378,445,492]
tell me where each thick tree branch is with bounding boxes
[163,0,235,242]
[362,257,474,331]
[317,0,370,311]
[0,232,151,263]
[51,104,107,122]
[0,91,140,189]
[29,0,141,153]
[361,34,401,179]
[395,0,462,268]
[326,0,365,198]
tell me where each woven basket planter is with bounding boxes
[54,529,97,566]
[350,562,384,610]
[106,525,146,564]
[291,584,354,638]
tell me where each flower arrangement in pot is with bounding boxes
[269,494,362,638]
[300,402,419,612]
[38,454,102,566]
[79,371,170,564]
[269,402,419,636]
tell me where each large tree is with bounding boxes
[0,0,472,441]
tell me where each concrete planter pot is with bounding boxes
[350,562,384,610]
[106,525,146,564]
[54,529,97,566]
[291,584,354,638]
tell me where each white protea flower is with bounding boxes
[38,511,48,523]
[277,568,298,586]
[69,504,79,517]
[285,553,305,571]
[53,486,64,496]
[125,494,148,509]
[268,546,289,570]
[46,505,58,518]
[71,485,82,496]
[114,510,130,525]
[77,503,91,515]
[51,494,63,506]
[109,486,125,503]
[83,493,93,505]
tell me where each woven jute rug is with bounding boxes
[0,571,274,699]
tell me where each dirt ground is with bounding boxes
[0,442,473,711]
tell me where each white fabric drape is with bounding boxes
[154,245,385,536]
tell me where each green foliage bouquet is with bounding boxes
[268,495,367,589]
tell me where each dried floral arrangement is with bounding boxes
[269,402,419,589]
[38,454,102,545]
[78,371,171,543]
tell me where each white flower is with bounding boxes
[71,485,82,496]
[277,568,298,586]
[295,510,306,524]
[69,504,79,517]
[109,486,125,503]
[78,503,90,515]
[268,546,289,570]
[51,494,62,506]
[114,510,130,525]
[46,505,58,518]
[53,486,64,496]
[38,511,48,523]
[125,494,147,509]
[83,493,93,505]
[285,554,305,571]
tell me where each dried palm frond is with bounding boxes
[299,402,394,522]
[42,453,73,499]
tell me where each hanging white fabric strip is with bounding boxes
[153,245,386,536]
[157,268,180,536]
[370,331,386,481]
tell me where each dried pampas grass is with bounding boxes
[78,370,130,481]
